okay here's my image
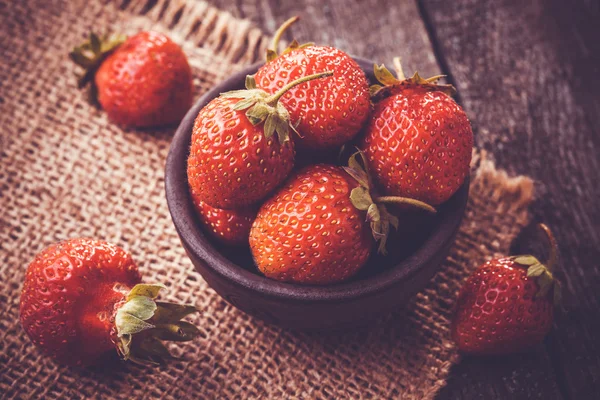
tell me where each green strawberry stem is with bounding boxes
[539,223,558,272]
[265,71,333,105]
[266,16,313,62]
[373,195,437,214]
[115,283,200,366]
[392,57,406,81]
[271,16,299,53]
[221,71,333,145]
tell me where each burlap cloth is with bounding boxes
[0,0,536,398]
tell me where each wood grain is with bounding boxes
[207,0,599,398]
[420,0,600,398]
[210,0,441,77]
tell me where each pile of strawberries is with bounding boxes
[18,18,561,368]
[186,17,473,284]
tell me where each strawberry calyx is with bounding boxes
[370,57,456,101]
[69,32,126,104]
[220,71,333,145]
[114,283,200,366]
[266,16,314,62]
[511,223,561,304]
[343,151,436,254]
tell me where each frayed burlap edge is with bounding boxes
[114,0,267,64]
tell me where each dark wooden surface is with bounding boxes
[208,0,600,398]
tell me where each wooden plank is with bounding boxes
[419,0,600,398]
[206,0,567,398]
[209,0,441,77]
[436,351,562,399]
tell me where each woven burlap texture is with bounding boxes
[0,0,535,398]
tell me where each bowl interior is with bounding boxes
[165,57,469,302]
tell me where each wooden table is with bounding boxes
[209,0,600,398]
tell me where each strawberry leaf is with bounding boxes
[347,151,364,175]
[232,97,258,111]
[152,322,200,342]
[373,64,400,86]
[116,313,155,336]
[343,152,371,189]
[120,295,158,320]
[266,49,278,62]
[69,50,94,68]
[137,336,172,361]
[282,39,300,53]
[246,103,271,125]
[221,89,265,100]
[521,260,557,299]
[264,113,276,139]
[274,115,291,144]
[153,302,199,323]
[127,283,166,300]
[369,84,384,97]
[343,167,369,189]
[367,203,381,222]
[526,263,546,277]
[89,32,101,54]
[514,255,540,266]
[245,74,257,90]
[349,187,373,210]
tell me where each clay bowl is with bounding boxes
[165,58,469,330]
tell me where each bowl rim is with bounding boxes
[165,57,469,303]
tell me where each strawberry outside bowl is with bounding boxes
[165,58,469,330]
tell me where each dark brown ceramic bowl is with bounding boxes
[165,58,469,330]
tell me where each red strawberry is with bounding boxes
[452,224,560,355]
[254,17,370,151]
[19,238,199,366]
[190,191,255,246]
[249,152,435,285]
[70,31,193,127]
[187,71,332,209]
[361,59,473,205]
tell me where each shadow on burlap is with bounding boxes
[0,0,535,398]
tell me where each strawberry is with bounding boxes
[187,71,332,209]
[19,238,199,366]
[452,224,560,355]
[253,17,370,151]
[249,152,435,285]
[360,58,473,205]
[190,191,255,246]
[70,31,193,128]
